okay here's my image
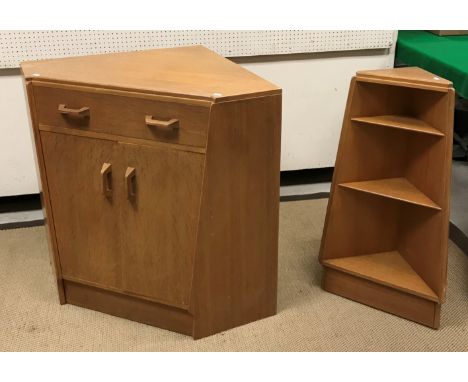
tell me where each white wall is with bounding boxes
[0,69,39,196]
[0,48,395,196]
[235,49,395,171]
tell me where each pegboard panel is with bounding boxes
[0,30,394,69]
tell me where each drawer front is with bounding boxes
[34,84,210,147]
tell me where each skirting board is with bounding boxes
[64,280,194,336]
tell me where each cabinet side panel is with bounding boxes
[192,95,281,339]
[24,81,65,303]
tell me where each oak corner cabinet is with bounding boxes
[21,46,282,339]
[319,67,454,328]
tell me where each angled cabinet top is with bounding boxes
[21,45,281,102]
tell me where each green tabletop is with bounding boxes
[396,30,468,98]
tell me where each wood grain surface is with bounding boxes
[339,177,441,210]
[118,142,204,309]
[40,132,123,289]
[323,251,439,301]
[23,46,282,338]
[24,81,66,303]
[322,268,441,328]
[21,46,281,102]
[352,115,444,137]
[34,83,210,148]
[320,67,454,328]
[192,95,282,339]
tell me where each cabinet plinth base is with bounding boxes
[64,280,194,336]
[322,267,441,329]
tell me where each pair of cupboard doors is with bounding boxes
[40,107,204,311]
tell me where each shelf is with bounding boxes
[352,115,444,137]
[323,251,439,302]
[339,177,441,211]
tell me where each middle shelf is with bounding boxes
[351,115,444,137]
[322,250,439,302]
[339,177,441,211]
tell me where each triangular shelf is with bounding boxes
[339,177,441,211]
[352,115,444,137]
[323,251,439,302]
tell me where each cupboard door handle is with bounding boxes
[58,104,90,118]
[145,115,179,130]
[100,163,112,197]
[125,167,136,200]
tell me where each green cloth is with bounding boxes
[396,30,468,98]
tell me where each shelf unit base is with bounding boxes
[322,268,441,329]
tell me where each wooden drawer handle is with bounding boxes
[100,163,112,197]
[125,167,136,200]
[58,104,90,118]
[145,115,179,130]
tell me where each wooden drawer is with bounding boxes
[33,84,210,147]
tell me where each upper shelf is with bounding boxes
[351,115,444,137]
[322,250,439,302]
[339,177,441,211]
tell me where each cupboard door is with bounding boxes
[41,132,122,289]
[118,143,204,308]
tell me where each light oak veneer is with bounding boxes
[22,46,282,339]
[320,67,454,329]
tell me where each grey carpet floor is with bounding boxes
[1,198,467,351]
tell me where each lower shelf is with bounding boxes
[322,251,439,302]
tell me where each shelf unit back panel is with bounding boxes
[398,205,447,300]
[321,188,401,259]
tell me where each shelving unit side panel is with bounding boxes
[399,89,454,302]
[319,78,358,263]
[321,78,404,262]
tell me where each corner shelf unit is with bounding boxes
[319,67,455,329]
